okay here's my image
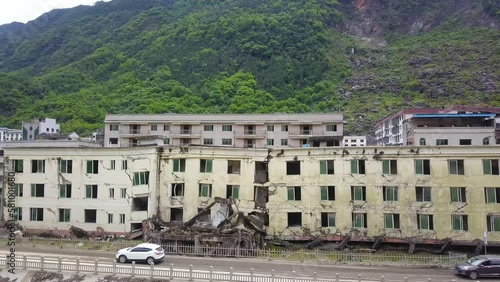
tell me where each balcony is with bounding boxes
[234,130,266,139]
[131,185,149,197]
[130,210,148,221]
[289,130,337,139]
[169,129,201,138]
[119,129,152,137]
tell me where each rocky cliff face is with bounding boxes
[343,0,499,47]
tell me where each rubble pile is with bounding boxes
[143,197,268,250]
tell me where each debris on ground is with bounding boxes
[29,271,86,282]
[144,197,268,251]
[70,225,90,239]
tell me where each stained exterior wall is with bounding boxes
[158,146,500,243]
[2,147,158,235]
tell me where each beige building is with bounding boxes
[157,145,500,245]
[2,146,158,235]
[3,144,500,246]
[342,136,366,147]
[104,113,344,148]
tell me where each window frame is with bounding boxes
[320,186,335,201]
[320,160,334,175]
[383,186,398,202]
[199,184,212,197]
[351,186,366,201]
[287,186,302,201]
[59,184,72,198]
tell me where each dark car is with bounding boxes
[454,255,500,279]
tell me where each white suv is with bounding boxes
[116,243,165,265]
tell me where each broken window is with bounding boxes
[254,186,269,209]
[30,208,43,221]
[382,160,397,175]
[384,213,400,229]
[287,212,302,227]
[132,197,148,211]
[199,184,212,197]
[452,214,468,231]
[86,160,99,174]
[417,214,434,230]
[415,159,431,175]
[14,184,23,197]
[450,187,466,203]
[485,187,500,203]
[352,213,367,228]
[227,160,241,174]
[459,139,472,145]
[483,159,500,175]
[170,208,184,221]
[30,184,44,197]
[85,185,98,199]
[383,186,398,202]
[120,214,125,224]
[133,171,150,186]
[173,159,186,172]
[31,160,45,173]
[321,212,335,227]
[351,186,366,201]
[59,160,73,173]
[286,161,301,175]
[320,186,335,201]
[226,185,240,199]
[287,186,301,201]
[171,183,185,197]
[255,161,269,183]
[416,186,432,202]
[12,159,23,173]
[59,184,72,198]
[487,215,500,232]
[58,209,71,222]
[84,209,97,223]
[350,160,365,174]
[200,159,213,173]
[320,160,334,175]
[448,159,464,175]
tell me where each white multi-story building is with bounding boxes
[104,113,344,148]
[1,144,155,235]
[342,136,366,147]
[22,118,61,140]
[374,106,500,146]
[0,128,22,142]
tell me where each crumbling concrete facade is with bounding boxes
[2,146,158,236]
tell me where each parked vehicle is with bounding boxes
[116,243,165,265]
[454,255,500,279]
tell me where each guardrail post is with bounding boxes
[381,276,385,282]
[4,255,7,269]
[58,257,62,273]
[404,277,407,282]
[170,263,174,280]
[76,258,80,273]
[292,270,296,282]
[271,269,275,282]
[150,263,154,280]
[358,274,361,282]
[131,261,135,277]
[313,272,317,282]
[427,279,431,282]
[40,257,44,271]
[94,259,98,274]
[230,267,234,282]
[209,266,214,282]
[189,265,194,281]
[113,260,116,276]
[250,268,254,282]
[335,273,339,282]
[23,255,27,270]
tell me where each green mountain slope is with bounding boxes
[0,0,498,136]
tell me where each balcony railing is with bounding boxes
[169,129,202,137]
[119,129,152,136]
[234,130,266,138]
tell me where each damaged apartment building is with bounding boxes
[3,143,500,252]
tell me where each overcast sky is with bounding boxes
[0,0,110,25]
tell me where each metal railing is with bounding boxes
[6,237,467,268]
[0,255,470,282]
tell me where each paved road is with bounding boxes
[0,246,478,282]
